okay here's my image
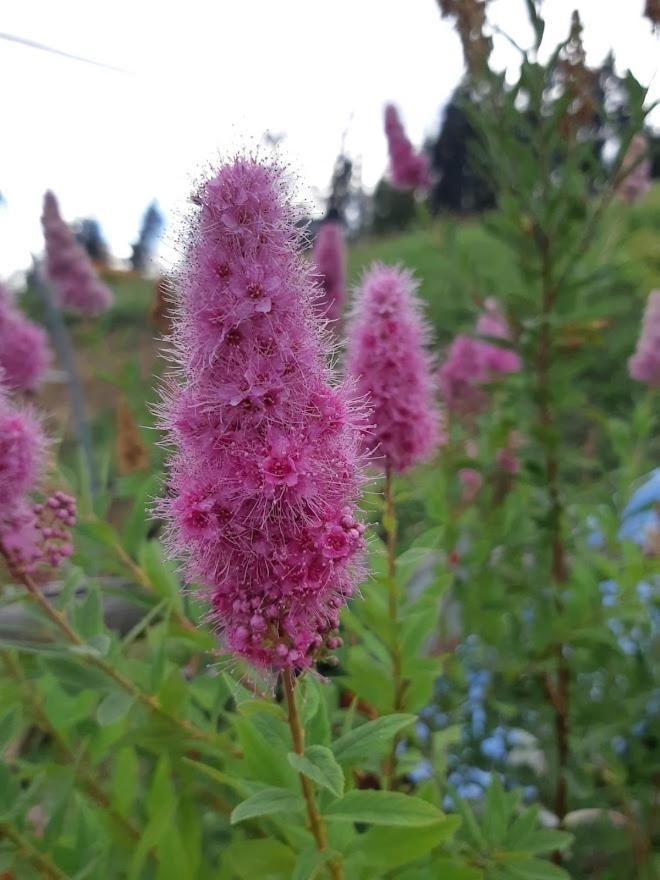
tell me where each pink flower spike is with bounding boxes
[158,156,367,670]
[41,192,113,316]
[346,263,444,473]
[384,104,431,192]
[629,290,660,386]
[0,282,51,391]
[0,385,45,506]
[439,299,520,415]
[618,134,651,205]
[312,221,346,323]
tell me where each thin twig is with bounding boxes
[0,818,70,880]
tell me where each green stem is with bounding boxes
[383,467,405,788]
[282,669,343,880]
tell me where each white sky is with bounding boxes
[1,0,658,276]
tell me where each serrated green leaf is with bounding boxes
[504,858,570,880]
[225,838,296,879]
[288,746,344,798]
[332,714,416,763]
[230,787,303,825]
[324,790,445,827]
[349,817,460,869]
[97,690,134,726]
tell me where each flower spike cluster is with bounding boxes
[629,290,660,386]
[384,104,431,191]
[41,192,113,316]
[0,283,51,392]
[346,263,443,473]
[159,157,366,670]
[312,221,346,323]
[439,298,520,414]
[0,382,75,575]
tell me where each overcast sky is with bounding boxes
[1,0,658,276]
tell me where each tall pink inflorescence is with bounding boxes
[629,290,660,386]
[312,221,346,323]
[0,282,51,392]
[41,192,113,316]
[346,263,443,473]
[439,298,520,414]
[0,382,76,575]
[159,157,366,670]
[618,134,651,205]
[384,104,431,191]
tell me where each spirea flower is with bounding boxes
[0,389,45,506]
[41,191,113,315]
[618,135,651,205]
[439,299,520,414]
[346,263,443,473]
[0,282,51,391]
[312,221,346,322]
[0,382,76,575]
[159,157,366,670]
[629,290,660,386]
[384,104,431,191]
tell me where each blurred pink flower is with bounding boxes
[0,383,76,574]
[384,104,431,191]
[439,299,520,414]
[346,263,443,473]
[618,135,651,205]
[0,282,51,391]
[629,290,660,385]
[312,221,346,323]
[159,157,366,669]
[41,191,113,315]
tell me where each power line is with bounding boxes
[0,31,132,74]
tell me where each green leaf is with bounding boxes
[111,748,139,814]
[349,817,460,869]
[332,714,416,763]
[72,583,103,639]
[230,787,303,825]
[138,541,182,609]
[97,690,134,726]
[0,707,20,752]
[505,859,570,880]
[225,839,296,879]
[288,746,344,798]
[324,790,445,827]
[429,859,483,879]
[514,830,573,854]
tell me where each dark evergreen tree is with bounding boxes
[130,201,164,272]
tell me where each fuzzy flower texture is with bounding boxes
[439,298,521,415]
[384,104,431,191]
[312,221,346,323]
[160,158,366,669]
[347,264,443,473]
[0,383,75,575]
[0,283,51,392]
[629,290,660,386]
[41,192,113,316]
